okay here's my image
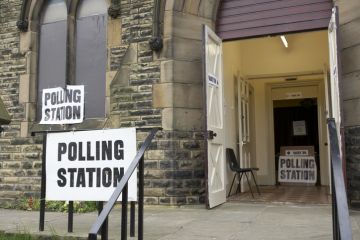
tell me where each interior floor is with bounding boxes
[227,185,331,204]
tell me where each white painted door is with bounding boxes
[203,25,226,208]
[328,6,343,158]
[238,77,251,191]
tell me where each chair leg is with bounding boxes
[250,170,261,195]
[237,172,244,194]
[244,173,254,198]
[228,174,237,197]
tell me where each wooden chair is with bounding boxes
[226,148,260,198]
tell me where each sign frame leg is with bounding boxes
[39,133,47,231]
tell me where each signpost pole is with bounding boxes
[39,134,47,231]
[98,202,108,240]
[68,201,74,232]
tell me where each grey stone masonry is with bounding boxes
[0,0,207,206]
[0,0,35,206]
[345,126,360,208]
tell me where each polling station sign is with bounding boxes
[278,156,317,184]
[40,86,84,124]
[46,128,137,201]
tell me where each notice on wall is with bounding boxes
[285,149,309,156]
[46,128,137,201]
[278,156,317,184]
[293,120,307,136]
[208,74,219,87]
[40,86,84,124]
[286,92,302,99]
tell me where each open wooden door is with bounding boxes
[238,77,251,191]
[328,6,344,160]
[203,25,226,208]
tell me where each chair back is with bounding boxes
[226,148,241,172]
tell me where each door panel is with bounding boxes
[328,7,343,159]
[203,25,226,208]
[238,77,251,191]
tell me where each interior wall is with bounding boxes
[240,31,329,76]
[223,30,330,185]
[223,41,243,191]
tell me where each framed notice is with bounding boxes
[46,128,137,201]
[293,120,307,136]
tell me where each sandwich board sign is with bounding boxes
[46,128,137,201]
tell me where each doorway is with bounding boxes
[273,98,320,186]
[221,30,331,204]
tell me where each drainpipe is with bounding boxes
[149,0,163,52]
[108,0,121,19]
[17,0,32,32]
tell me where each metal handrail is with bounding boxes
[88,127,161,240]
[327,118,352,240]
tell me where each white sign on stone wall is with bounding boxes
[46,128,137,201]
[40,86,84,124]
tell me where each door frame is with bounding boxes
[265,76,330,186]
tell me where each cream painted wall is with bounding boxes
[223,41,243,192]
[223,30,330,186]
[240,31,329,76]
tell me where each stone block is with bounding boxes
[153,83,173,108]
[343,99,360,127]
[163,37,202,61]
[199,0,218,19]
[123,43,138,64]
[165,0,185,11]
[20,121,30,138]
[107,19,122,47]
[19,74,30,103]
[340,17,360,49]
[173,108,204,131]
[161,60,202,84]
[173,83,203,108]
[342,45,360,74]
[164,11,212,40]
[184,0,201,15]
[342,71,360,100]
[144,187,165,196]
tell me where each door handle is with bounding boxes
[208,130,217,140]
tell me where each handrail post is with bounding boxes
[130,202,135,237]
[88,128,161,240]
[138,155,144,240]
[327,118,352,240]
[121,184,128,240]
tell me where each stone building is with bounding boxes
[0,0,359,208]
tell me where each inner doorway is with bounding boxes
[221,30,331,204]
[273,98,320,185]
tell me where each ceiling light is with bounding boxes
[280,35,288,48]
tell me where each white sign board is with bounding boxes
[278,156,317,184]
[40,86,84,124]
[46,128,137,201]
[286,92,302,99]
[293,120,307,136]
[208,74,219,87]
[285,149,309,156]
